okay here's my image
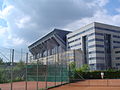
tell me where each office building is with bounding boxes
[67,22,120,70]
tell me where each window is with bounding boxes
[113,46,120,49]
[88,44,104,48]
[88,45,95,48]
[95,27,120,33]
[89,51,104,54]
[113,35,120,38]
[88,33,95,37]
[95,32,104,36]
[116,63,120,66]
[68,40,74,44]
[115,51,120,54]
[96,45,104,47]
[70,43,81,48]
[88,39,95,42]
[68,38,81,44]
[96,38,104,41]
[88,38,104,42]
[67,27,94,39]
[89,57,104,60]
[113,41,120,44]
[88,32,103,37]
[116,57,120,60]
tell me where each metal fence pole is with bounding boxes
[45,41,48,89]
[54,47,57,86]
[11,49,14,90]
[36,58,39,90]
[107,79,109,86]
[60,47,63,85]
[25,53,28,90]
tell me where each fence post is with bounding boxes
[11,49,14,90]
[36,58,39,90]
[25,53,28,90]
[45,41,48,89]
[54,47,57,86]
[107,79,109,86]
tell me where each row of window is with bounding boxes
[115,51,120,54]
[113,46,120,49]
[68,26,120,40]
[68,27,94,39]
[116,57,120,60]
[113,35,120,38]
[113,41,120,44]
[68,38,81,44]
[96,63,105,67]
[69,43,81,48]
[88,32,104,37]
[89,57,104,60]
[88,37,120,44]
[116,63,120,66]
[88,44,104,48]
[95,27,120,33]
[88,38,104,42]
[89,51,104,54]
[90,63,109,67]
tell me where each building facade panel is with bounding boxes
[67,22,120,70]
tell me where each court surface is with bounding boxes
[51,79,120,90]
[0,79,120,90]
[0,81,62,90]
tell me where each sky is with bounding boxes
[0,0,120,51]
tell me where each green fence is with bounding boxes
[27,64,69,82]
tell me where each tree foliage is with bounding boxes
[0,57,4,65]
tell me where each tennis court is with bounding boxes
[51,79,120,90]
[0,81,63,90]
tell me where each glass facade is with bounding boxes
[82,36,88,64]
[104,34,112,69]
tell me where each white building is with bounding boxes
[113,48,120,70]
[67,22,120,70]
[30,49,83,68]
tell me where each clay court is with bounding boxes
[51,79,120,90]
[0,81,62,90]
[0,79,120,90]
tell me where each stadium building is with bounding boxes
[30,49,83,68]
[28,29,83,68]
[67,22,120,70]
[28,29,71,60]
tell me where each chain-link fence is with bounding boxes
[69,64,120,87]
[1,46,120,90]
[0,47,69,90]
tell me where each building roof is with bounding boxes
[28,29,71,49]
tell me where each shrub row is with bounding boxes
[74,71,120,79]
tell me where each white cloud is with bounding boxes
[0,5,14,19]
[0,27,7,35]
[12,37,24,45]
[3,36,25,47]
[15,16,31,28]
[64,9,120,30]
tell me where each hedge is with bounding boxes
[73,71,120,79]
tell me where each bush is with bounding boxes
[69,64,120,79]
[73,70,120,79]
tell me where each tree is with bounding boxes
[16,60,25,69]
[0,57,4,65]
[69,61,76,71]
[76,64,90,72]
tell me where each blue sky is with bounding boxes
[0,0,120,51]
